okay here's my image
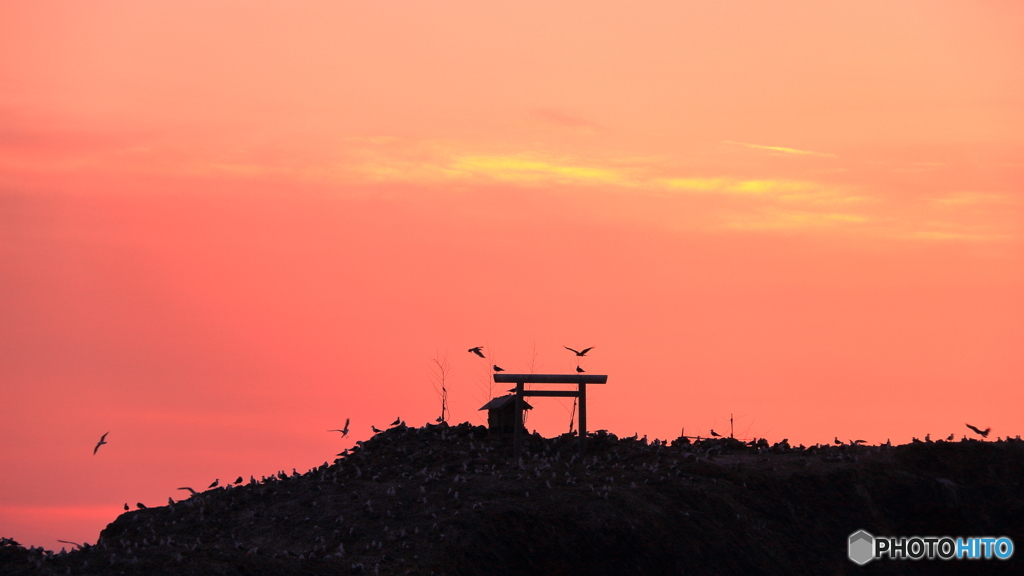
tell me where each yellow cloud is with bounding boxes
[448,155,627,185]
[659,177,728,191]
[658,177,862,204]
[723,141,835,157]
[930,192,1011,206]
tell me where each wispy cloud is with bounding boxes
[658,177,865,205]
[530,107,596,129]
[930,192,1013,206]
[722,141,836,158]
[448,154,628,186]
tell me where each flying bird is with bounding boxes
[564,346,594,357]
[208,479,219,489]
[177,487,197,495]
[468,347,485,358]
[234,476,243,484]
[371,425,382,433]
[57,540,82,550]
[853,439,866,445]
[710,429,721,437]
[328,418,351,438]
[93,432,109,455]
[965,423,990,438]
[391,417,401,426]
[493,365,504,372]
[575,366,585,373]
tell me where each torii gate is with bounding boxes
[493,373,608,460]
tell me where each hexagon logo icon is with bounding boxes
[848,530,874,565]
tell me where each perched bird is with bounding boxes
[93,432,109,455]
[925,434,932,442]
[834,437,843,445]
[208,479,219,489]
[177,487,197,495]
[575,366,585,373]
[371,425,382,433]
[468,347,485,358]
[966,423,990,438]
[136,503,146,510]
[710,429,721,437]
[328,418,351,438]
[564,346,594,357]
[493,365,505,372]
[168,497,175,505]
[391,417,401,426]
[234,476,243,484]
[947,433,955,441]
[123,503,129,511]
[435,416,443,423]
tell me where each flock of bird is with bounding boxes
[84,342,996,550]
[467,344,594,374]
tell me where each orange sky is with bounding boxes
[2,0,1022,551]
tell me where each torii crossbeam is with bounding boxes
[493,373,608,460]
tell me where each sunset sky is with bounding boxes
[2,0,1022,551]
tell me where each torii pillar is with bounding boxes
[493,373,608,460]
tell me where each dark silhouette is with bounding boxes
[853,439,866,445]
[93,432,109,455]
[946,433,955,441]
[834,437,843,445]
[136,503,146,509]
[564,346,594,357]
[234,476,243,484]
[177,487,197,495]
[576,366,585,373]
[56,540,82,550]
[371,425,382,433]
[328,418,350,438]
[493,365,505,372]
[208,479,219,489]
[390,417,401,426]
[966,423,990,438]
[123,503,128,511]
[710,429,721,437]
[468,347,485,358]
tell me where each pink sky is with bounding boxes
[2,0,1022,551]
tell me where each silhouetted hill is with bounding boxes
[3,423,1023,575]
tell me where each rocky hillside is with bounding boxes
[3,422,1023,575]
